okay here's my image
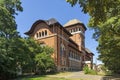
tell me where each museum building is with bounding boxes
[25,18,94,71]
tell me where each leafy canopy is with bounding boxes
[66,0,120,73]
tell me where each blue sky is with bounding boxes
[15,0,102,64]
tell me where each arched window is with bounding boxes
[69,50,71,57]
[74,53,76,59]
[39,32,41,37]
[69,30,71,33]
[71,29,74,33]
[60,43,65,56]
[73,53,75,59]
[45,30,47,36]
[79,28,81,31]
[79,56,81,60]
[70,51,72,58]
[70,29,72,33]
[36,33,39,38]
[71,51,73,58]
[73,28,75,32]
[75,28,77,32]
[42,31,44,36]
[60,43,66,65]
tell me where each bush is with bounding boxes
[83,65,89,74]
[89,69,97,75]
[83,65,97,75]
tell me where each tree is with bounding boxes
[66,0,120,73]
[66,0,120,27]
[0,0,23,79]
[34,46,55,74]
[0,0,56,79]
[13,37,56,75]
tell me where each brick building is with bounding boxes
[25,18,94,71]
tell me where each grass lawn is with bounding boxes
[21,76,68,80]
[20,76,83,80]
[47,71,72,76]
[18,71,84,80]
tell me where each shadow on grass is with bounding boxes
[15,74,47,80]
[47,71,76,75]
[101,74,120,80]
[15,71,65,80]
[15,71,81,80]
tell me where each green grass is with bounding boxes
[17,71,85,80]
[19,77,84,80]
[47,71,72,76]
[21,77,67,80]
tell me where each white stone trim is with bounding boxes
[36,33,70,43]
[71,31,84,36]
[84,61,91,64]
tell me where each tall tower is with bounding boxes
[64,19,87,51]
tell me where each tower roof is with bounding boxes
[64,19,87,30]
[64,19,82,27]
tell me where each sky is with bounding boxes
[15,0,102,64]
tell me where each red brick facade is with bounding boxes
[25,18,94,71]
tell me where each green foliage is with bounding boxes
[1,0,55,79]
[17,38,56,75]
[100,65,107,72]
[21,76,69,80]
[0,0,54,79]
[66,0,120,26]
[97,23,120,73]
[83,65,89,74]
[100,65,112,75]
[66,0,120,73]
[83,66,97,75]
[0,0,23,79]
[34,46,56,74]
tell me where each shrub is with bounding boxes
[83,65,89,74]
[83,65,97,75]
[89,69,97,75]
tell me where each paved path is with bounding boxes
[48,71,120,80]
[65,71,102,80]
